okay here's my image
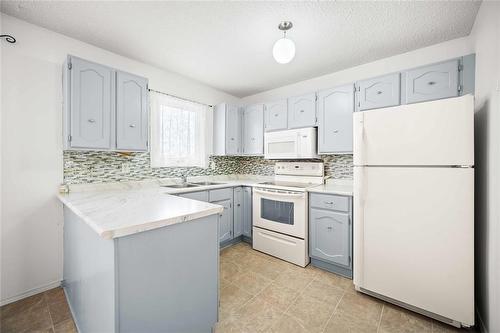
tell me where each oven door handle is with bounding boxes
[254,189,305,198]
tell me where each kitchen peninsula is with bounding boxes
[58,185,223,333]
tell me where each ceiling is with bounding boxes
[1,1,481,98]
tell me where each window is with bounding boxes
[150,92,211,168]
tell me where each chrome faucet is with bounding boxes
[180,175,187,184]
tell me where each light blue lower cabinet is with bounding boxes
[63,206,219,333]
[309,193,353,279]
[214,198,233,244]
[176,187,252,247]
[233,187,244,238]
[242,187,252,242]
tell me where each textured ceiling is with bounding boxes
[1,1,481,97]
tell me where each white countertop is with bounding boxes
[308,179,353,196]
[59,187,225,240]
[58,175,352,240]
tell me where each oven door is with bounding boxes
[253,187,307,239]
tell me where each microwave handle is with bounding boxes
[254,189,305,198]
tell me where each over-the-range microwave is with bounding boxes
[264,127,319,159]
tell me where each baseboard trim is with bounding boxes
[476,307,488,333]
[0,280,62,307]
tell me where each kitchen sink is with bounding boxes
[190,181,226,186]
[161,183,200,189]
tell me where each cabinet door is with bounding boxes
[242,187,252,238]
[70,57,113,149]
[226,105,242,155]
[215,199,233,244]
[116,71,148,151]
[264,100,287,131]
[357,73,400,111]
[233,187,243,238]
[243,105,264,155]
[405,59,459,104]
[317,84,354,154]
[288,93,317,129]
[310,208,350,267]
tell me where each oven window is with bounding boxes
[261,198,294,225]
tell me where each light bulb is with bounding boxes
[273,37,296,64]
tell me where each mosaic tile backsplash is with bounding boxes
[63,151,353,184]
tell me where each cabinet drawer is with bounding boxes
[310,193,349,212]
[209,188,233,202]
[178,191,208,202]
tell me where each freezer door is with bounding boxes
[353,95,474,166]
[353,166,474,326]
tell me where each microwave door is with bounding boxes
[265,131,299,159]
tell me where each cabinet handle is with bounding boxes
[428,81,436,86]
[274,113,279,117]
[333,130,339,133]
[300,109,304,113]
[237,204,241,207]
[251,137,255,141]
[88,119,96,123]
[327,226,333,230]
[230,138,235,141]
[324,201,334,205]
[376,91,383,95]
[129,124,136,128]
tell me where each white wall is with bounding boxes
[241,37,473,104]
[0,14,239,305]
[470,2,500,333]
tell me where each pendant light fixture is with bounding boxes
[273,21,295,64]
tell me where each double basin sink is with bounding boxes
[162,181,225,189]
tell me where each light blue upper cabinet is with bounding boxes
[405,59,459,104]
[116,71,149,151]
[357,73,401,111]
[226,104,242,155]
[243,104,264,155]
[264,100,287,132]
[317,84,354,154]
[310,208,350,267]
[287,93,317,129]
[213,103,241,156]
[68,56,114,149]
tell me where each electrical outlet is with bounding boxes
[121,163,131,174]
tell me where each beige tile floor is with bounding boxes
[0,287,76,333]
[216,242,478,333]
[0,242,478,333]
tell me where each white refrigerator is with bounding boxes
[353,95,474,328]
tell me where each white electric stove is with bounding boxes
[252,162,324,267]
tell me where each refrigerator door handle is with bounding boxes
[354,112,365,166]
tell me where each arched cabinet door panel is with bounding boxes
[310,208,350,267]
[288,93,317,129]
[264,100,287,131]
[70,57,113,149]
[317,84,354,154]
[405,59,459,104]
[116,72,148,151]
[357,73,400,111]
